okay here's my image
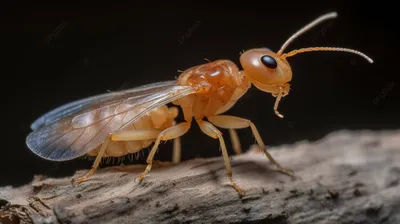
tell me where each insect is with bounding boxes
[26,12,373,195]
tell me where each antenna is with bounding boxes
[281,47,374,63]
[277,12,338,55]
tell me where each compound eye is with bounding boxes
[260,55,277,69]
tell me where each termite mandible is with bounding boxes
[26,11,373,195]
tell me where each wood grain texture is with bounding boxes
[1,129,400,224]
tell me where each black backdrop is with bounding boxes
[2,1,399,187]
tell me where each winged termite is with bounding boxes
[26,11,373,195]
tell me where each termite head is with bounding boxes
[239,12,373,118]
[240,48,292,96]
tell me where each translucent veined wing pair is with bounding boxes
[26,80,196,161]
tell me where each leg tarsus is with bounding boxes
[71,169,95,185]
[71,136,111,185]
[136,163,153,183]
[260,144,294,177]
[228,173,245,195]
[277,166,294,177]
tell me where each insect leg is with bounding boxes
[72,135,111,185]
[111,129,160,141]
[196,119,245,195]
[72,129,165,185]
[168,95,193,164]
[229,129,242,154]
[208,115,294,177]
[172,136,181,164]
[137,122,191,183]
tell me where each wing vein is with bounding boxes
[119,87,196,130]
[40,126,75,152]
[80,113,118,150]
[59,127,86,159]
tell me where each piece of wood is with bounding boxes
[1,129,400,224]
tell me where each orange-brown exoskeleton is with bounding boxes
[26,12,373,195]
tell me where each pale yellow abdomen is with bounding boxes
[87,105,178,158]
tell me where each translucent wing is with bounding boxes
[26,81,196,161]
[30,80,179,131]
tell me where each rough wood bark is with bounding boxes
[1,129,400,224]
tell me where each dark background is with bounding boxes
[2,1,399,187]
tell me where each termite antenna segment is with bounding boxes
[281,47,374,63]
[277,12,338,55]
